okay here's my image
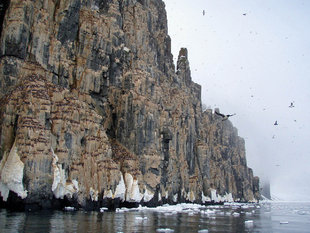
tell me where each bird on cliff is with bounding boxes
[215,111,236,121]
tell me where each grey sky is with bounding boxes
[164,0,310,201]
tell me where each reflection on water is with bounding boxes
[1,202,310,233]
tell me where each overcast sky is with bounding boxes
[164,0,310,201]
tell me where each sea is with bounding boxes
[1,201,310,233]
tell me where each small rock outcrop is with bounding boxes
[0,0,259,210]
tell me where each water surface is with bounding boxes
[1,202,310,232]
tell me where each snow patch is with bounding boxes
[187,191,195,202]
[201,192,211,203]
[165,190,168,199]
[104,189,113,199]
[173,193,178,202]
[0,141,27,201]
[114,173,126,200]
[125,173,142,202]
[90,187,98,201]
[51,148,79,199]
[210,189,234,203]
[143,187,154,202]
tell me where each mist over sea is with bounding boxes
[1,202,310,232]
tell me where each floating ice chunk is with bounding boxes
[232,212,240,217]
[201,209,216,215]
[64,206,75,211]
[245,220,254,227]
[100,207,108,212]
[116,208,127,213]
[135,216,148,220]
[280,221,289,224]
[198,230,209,233]
[156,228,174,232]
[297,210,309,215]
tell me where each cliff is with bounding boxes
[0,0,259,210]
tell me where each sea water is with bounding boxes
[0,202,310,232]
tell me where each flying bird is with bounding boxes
[243,13,247,16]
[274,121,278,125]
[203,10,205,16]
[289,102,295,108]
[215,111,236,121]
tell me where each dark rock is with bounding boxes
[57,0,81,44]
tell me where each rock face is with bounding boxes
[0,0,259,210]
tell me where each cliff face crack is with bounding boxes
[0,0,10,39]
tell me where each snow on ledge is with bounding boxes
[114,173,126,200]
[112,173,158,203]
[90,187,98,201]
[143,187,154,202]
[51,148,79,199]
[125,173,143,202]
[201,192,211,203]
[0,141,27,201]
[211,189,234,203]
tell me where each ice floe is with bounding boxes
[245,220,254,227]
[198,230,209,233]
[156,228,174,232]
[135,216,148,220]
[100,207,108,212]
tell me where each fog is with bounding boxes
[164,0,310,201]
